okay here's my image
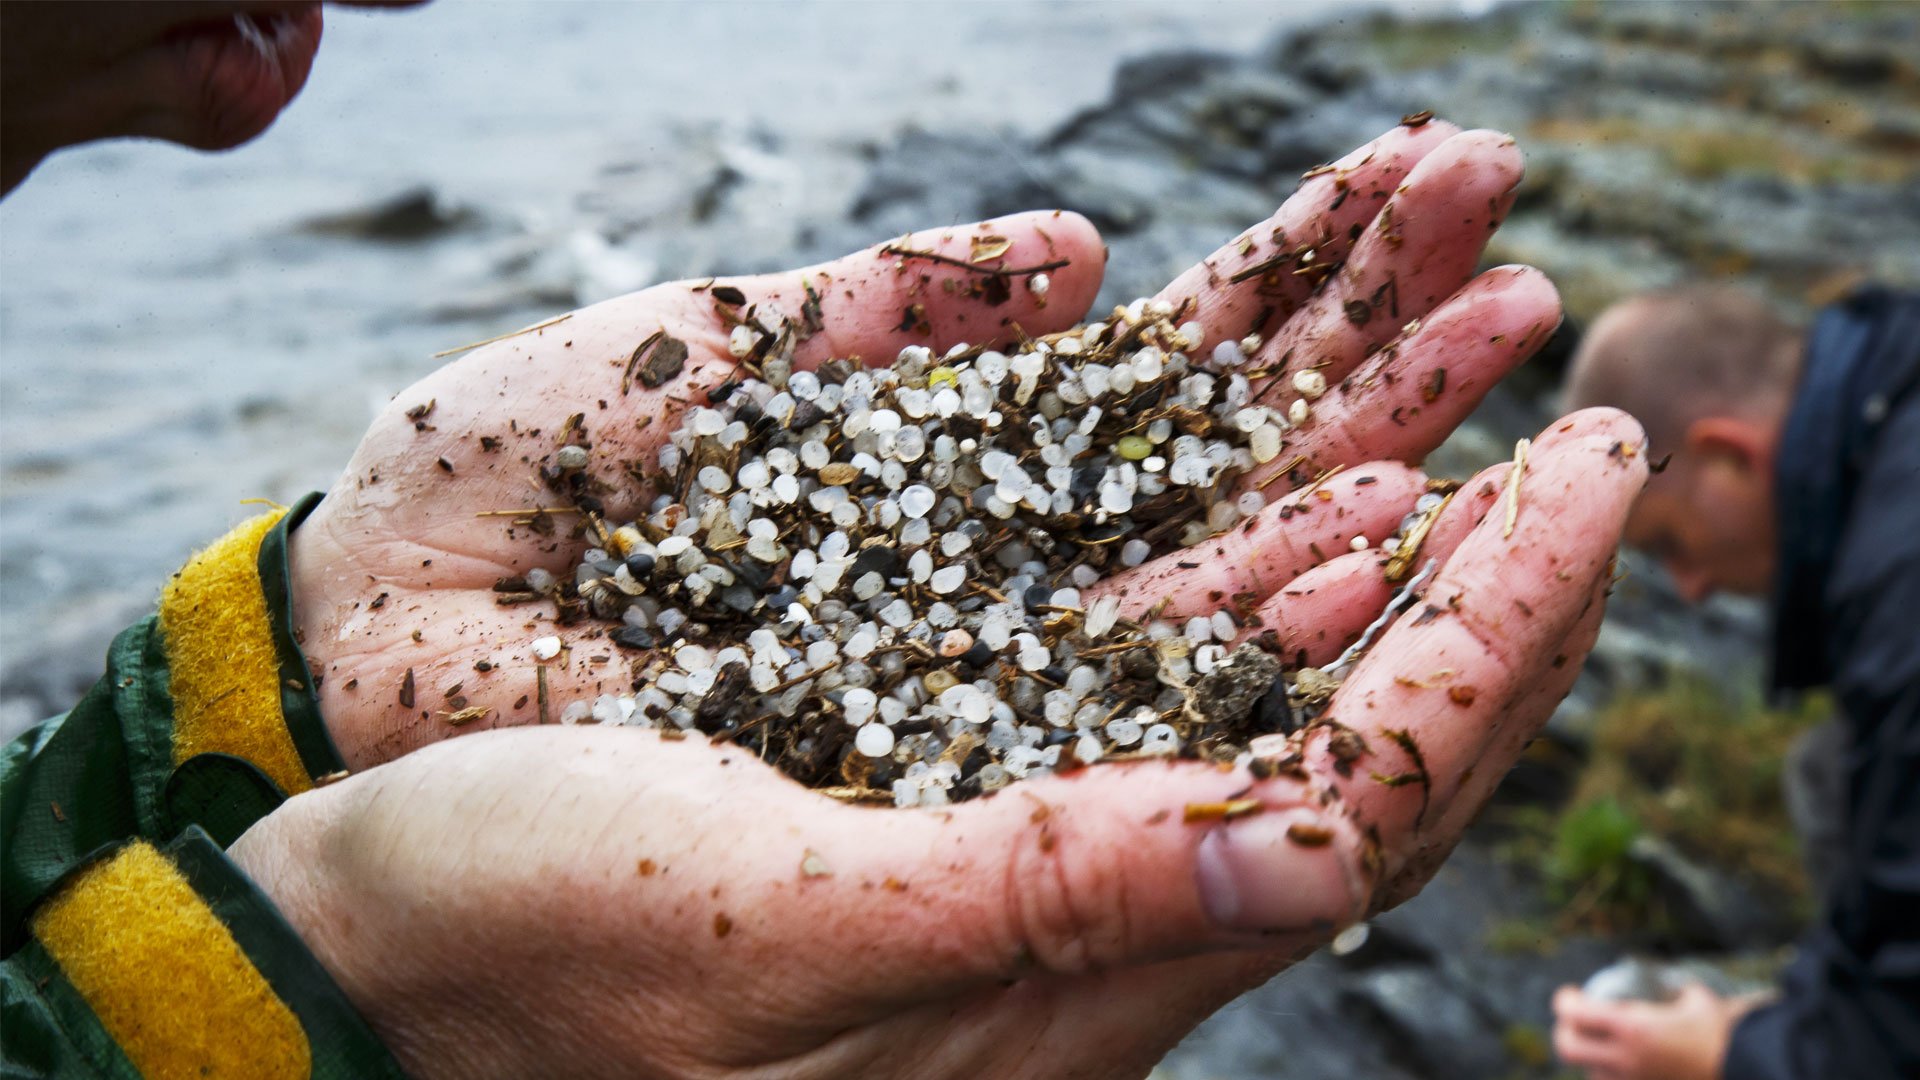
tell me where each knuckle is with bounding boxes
[999,811,1131,975]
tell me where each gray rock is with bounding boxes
[299,186,480,243]
[1340,966,1509,1078]
[1629,835,1800,950]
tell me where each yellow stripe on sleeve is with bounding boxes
[158,507,312,796]
[32,841,310,1080]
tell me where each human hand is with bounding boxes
[290,121,1568,772]
[0,2,419,196]
[233,404,1645,1077]
[1552,982,1762,1080]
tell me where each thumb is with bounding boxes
[783,757,1373,1014]
[1674,981,1722,1008]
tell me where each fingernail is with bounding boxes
[1194,808,1364,933]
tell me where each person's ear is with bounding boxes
[1683,417,1768,475]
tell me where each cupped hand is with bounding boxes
[238,399,1647,1079]
[1552,982,1759,1080]
[291,121,1560,772]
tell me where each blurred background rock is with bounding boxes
[3,1,1915,1075]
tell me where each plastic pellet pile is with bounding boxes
[522,295,1440,806]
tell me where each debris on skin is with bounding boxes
[1325,726,1370,779]
[1285,821,1335,846]
[1502,437,1529,538]
[1377,727,1433,827]
[632,332,690,391]
[1383,492,1451,583]
[506,296,1449,807]
[1183,798,1264,823]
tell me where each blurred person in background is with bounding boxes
[1552,284,1920,1079]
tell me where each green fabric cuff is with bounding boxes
[3,492,341,950]
[2,829,407,1079]
[262,492,350,784]
[159,491,348,846]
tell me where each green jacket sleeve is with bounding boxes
[2,494,405,1077]
[2,829,404,1079]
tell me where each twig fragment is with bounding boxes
[432,313,572,359]
[1503,438,1530,539]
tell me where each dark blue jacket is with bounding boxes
[1725,286,1920,1079]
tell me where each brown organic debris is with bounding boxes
[1184,799,1265,823]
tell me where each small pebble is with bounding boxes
[855,723,896,757]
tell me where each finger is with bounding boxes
[1360,570,1607,911]
[1553,985,1629,1039]
[1241,463,1510,665]
[1674,982,1721,1009]
[1295,408,1648,890]
[1553,1022,1628,1075]
[1242,550,1391,664]
[1426,462,1512,556]
[710,210,1108,369]
[1429,569,1605,840]
[1259,265,1561,486]
[1552,984,1586,1018]
[1248,128,1525,396]
[1154,120,1462,355]
[1083,462,1426,620]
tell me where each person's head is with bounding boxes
[1563,286,1804,603]
[0,2,415,197]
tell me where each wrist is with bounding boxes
[227,778,428,1073]
[284,495,387,768]
[225,763,537,1080]
[227,785,354,995]
[286,496,348,671]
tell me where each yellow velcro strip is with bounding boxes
[33,842,311,1080]
[159,508,312,796]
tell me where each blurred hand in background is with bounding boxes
[1553,982,1765,1080]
